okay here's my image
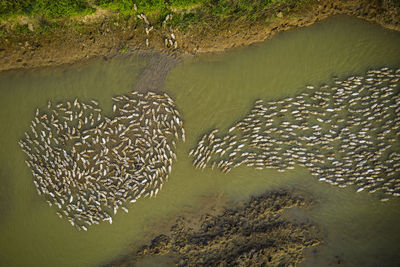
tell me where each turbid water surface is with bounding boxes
[0,15,400,267]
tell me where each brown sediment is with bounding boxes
[105,191,322,267]
[132,52,180,93]
[0,0,399,72]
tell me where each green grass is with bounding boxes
[0,0,94,19]
[0,0,32,18]
[94,0,296,23]
[32,0,94,18]
[1,0,399,23]
[119,43,128,52]
[0,0,313,23]
[95,0,203,13]
[95,0,168,16]
[169,0,203,8]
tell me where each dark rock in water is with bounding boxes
[106,191,322,267]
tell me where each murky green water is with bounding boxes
[1,15,400,267]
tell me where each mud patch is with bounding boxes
[106,191,321,267]
[133,52,180,93]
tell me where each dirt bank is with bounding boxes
[104,191,322,267]
[0,0,399,72]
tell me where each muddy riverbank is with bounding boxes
[0,0,399,72]
[105,191,322,267]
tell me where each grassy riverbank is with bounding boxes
[0,0,313,34]
[1,0,308,20]
[0,0,399,71]
[0,0,94,19]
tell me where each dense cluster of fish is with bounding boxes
[189,67,400,201]
[19,91,184,230]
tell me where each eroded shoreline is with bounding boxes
[0,0,399,72]
[105,191,322,267]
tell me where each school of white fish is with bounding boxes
[18,91,185,230]
[189,67,400,201]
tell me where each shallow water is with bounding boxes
[1,15,400,267]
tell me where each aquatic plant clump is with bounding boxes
[110,191,321,267]
[18,91,185,230]
[190,67,400,200]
